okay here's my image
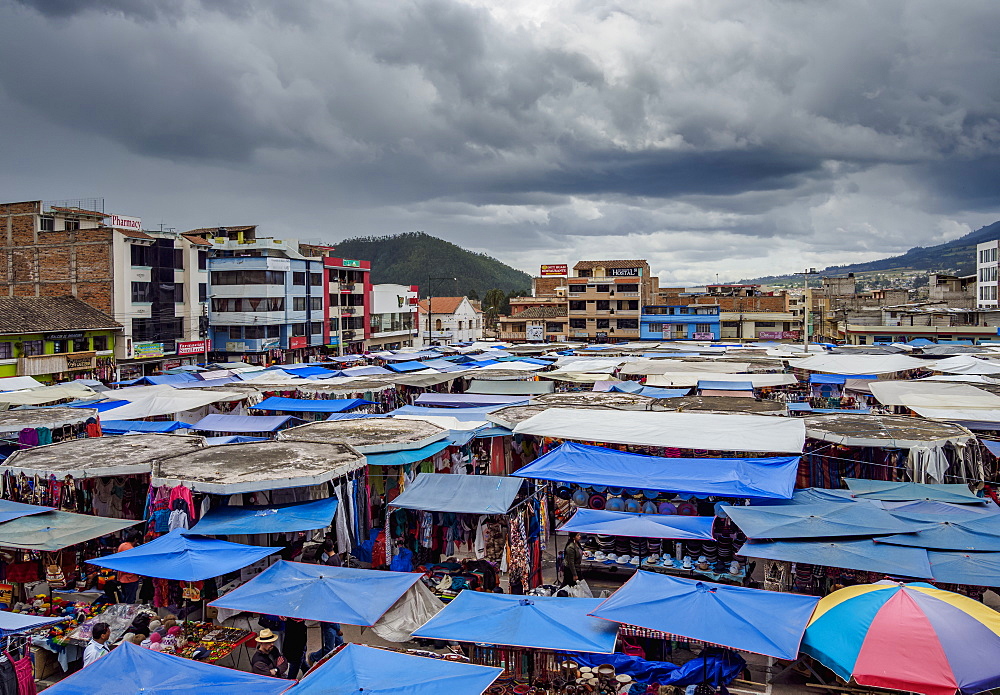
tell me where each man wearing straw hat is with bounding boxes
[251,629,287,678]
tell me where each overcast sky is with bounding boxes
[2,0,999,283]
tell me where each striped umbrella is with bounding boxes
[801,581,1000,695]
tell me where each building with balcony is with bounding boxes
[416,297,483,345]
[206,226,330,364]
[565,260,658,342]
[499,306,568,342]
[0,200,209,379]
[325,257,371,355]
[367,283,419,351]
[640,305,720,340]
[977,240,998,308]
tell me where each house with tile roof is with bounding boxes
[416,297,482,345]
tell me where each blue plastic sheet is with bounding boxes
[0,610,66,636]
[876,514,1000,551]
[190,498,338,535]
[389,473,523,514]
[325,413,390,421]
[209,561,422,625]
[413,393,529,407]
[809,374,877,384]
[928,550,1000,584]
[569,648,746,687]
[558,508,715,540]
[68,399,129,412]
[845,479,984,504]
[698,380,753,391]
[0,499,54,524]
[101,420,192,434]
[515,442,799,499]
[738,539,934,578]
[281,366,336,378]
[723,502,929,539]
[204,436,269,445]
[249,397,373,413]
[590,571,820,659]
[191,414,302,433]
[293,643,502,695]
[385,361,428,372]
[413,593,619,653]
[42,641,288,695]
[88,529,279,581]
[364,441,452,467]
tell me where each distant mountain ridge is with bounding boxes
[332,232,532,296]
[744,219,1000,283]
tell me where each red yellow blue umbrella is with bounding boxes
[801,581,1000,695]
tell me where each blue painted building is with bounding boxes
[640,304,720,340]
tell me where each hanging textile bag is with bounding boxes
[45,562,66,589]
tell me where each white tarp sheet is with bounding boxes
[932,355,1000,375]
[0,376,44,392]
[536,373,615,383]
[100,390,245,420]
[512,408,805,453]
[370,581,443,642]
[620,360,751,375]
[0,382,99,405]
[868,381,1000,408]
[550,358,631,373]
[646,373,797,388]
[792,354,932,375]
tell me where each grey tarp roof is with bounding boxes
[0,511,138,551]
[465,380,554,396]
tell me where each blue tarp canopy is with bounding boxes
[722,502,929,539]
[204,435,269,445]
[42,641,288,695]
[88,529,279,581]
[293,643,502,695]
[0,610,66,636]
[383,351,439,361]
[190,498,338,536]
[589,572,820,659]
[209,561,421,625]
[386,361,428,372]
[413,592,619,653]
[249,397,374,413]
[281,366,336,378]
[928,550,1000,585]
[515,442,799,499]
[698,380,754,391]
[69,399,129,412]
[749,488,857,506]
[326,413,390,421]
[0,499,54,524]
[389,473,523,514]
[559,508,715,540]
[101,420,193,435]
[983,440,1000,458]
[845,478,984,504]
[876,514,1000,551]
[390,404,504,421]
[191,413,302,433]
[419,359,469,372]
[609,382,689,398]
[475,426,513,438]
[413,393,529,408]
[809,374,877,384]
[364,440,451,467]
[133,373,202,386]
[737,539,934,578]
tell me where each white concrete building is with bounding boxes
[416,297,483,345]
[367,283,419,351]
[977,239,999,308]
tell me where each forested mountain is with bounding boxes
[333,232,532,296]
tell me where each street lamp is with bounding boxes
[799,268,819,352]
[426,276,457,346]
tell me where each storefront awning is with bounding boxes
[559,508,714,540]
[190,497,338,536]
[389,473,523,514]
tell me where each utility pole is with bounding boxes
[800,268,818,352]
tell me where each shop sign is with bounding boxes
[261,337,280,349]
[692,332,715,340]
[162,359,182,370]
[327,337,340,347]
[783,331,801,339]
[758,331,785,340]
[289,336,308,349]
[45,332,84,340]
[540,264,568,276]
[662,326,674,339]
[226,341,248,352]
[343,259,361,267]
[609,267,640,277]
[526,325,544,341]
[133,342,164,358]
[177,340,210,355]
[107,214,142,231]
[66,352,96,371]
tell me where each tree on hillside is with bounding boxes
[482,288,506,329]
[467,288,480,301]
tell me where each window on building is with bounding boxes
[569,318,587,329]
[757,321,776,328]
[92,336,107,351]
[569,285,587,293]
[596,319,610,329]
[457,321,463,330]
[39,216,55,232]
[310,297,323,311]
[310,273,323,287]
[0,343,11,359]
[696,323,712,333]
[293,297,306,311]
[198,251,207,270]
[596,300,610,311]
[210,270,284,285]
[65,219,80,231]
[618,283,639,293]
[173,283,184,303]
[245,325,265,340]
[130,244,153,267]
[596,285,610,293]
[435,319,443,331]
[22,340,43,356]
[545,322,564,332]
[309,321,323,335]
[72,337,88,352]
[132,317,183,341]
[569,301,586,311]
[50,340,67,354]
[292,323,307,337]
[198,283,207,302]
[131,282,153,303]
[293,272,306,286]
[616,319,638,329]
[577,269,592,278]
[267,325,280,338]
[722,321,740,328]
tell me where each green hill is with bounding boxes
[745,219,1000,284]
[333,232,532,297]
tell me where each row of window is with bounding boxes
[130,245,207,269]
[215,322,324,340]
[980,267,998,283]
[568,300,640,311]
[0,336,109,359]
[568,319,639,329]
[370,313,415,333]
[646,323,715,333]
[643,306,718,315]
[980,286,998,301]
[568,284,640,293]
[209,270,323,286]
[131,282,196,304]
[211,298,286,312]
[980,247,998,264]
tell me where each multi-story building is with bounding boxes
[366,283,419,351]
[416,297,483,345]
[0,200,209,379]
[640,304,720,340]
[498,306,569,342]
[843,305,1000,344]
[203,226,330,364]
[325,257,372,355]
[0,296,122,382]
[565,260,657,342]
[977,240,998,308]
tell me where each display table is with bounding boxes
[581,557,746,584]
[174,624,256,663]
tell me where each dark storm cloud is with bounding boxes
[0,0,998,280]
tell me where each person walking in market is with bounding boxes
[561,532,583,587]
[251,629,287,678]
